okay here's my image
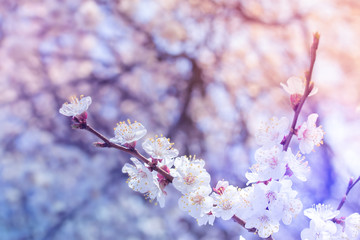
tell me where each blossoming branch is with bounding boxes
[59,33,360,240]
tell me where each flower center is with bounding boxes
[184,173,196,185]
[220,199,232,210]
[268,157,279,169]
[69,95,84,104]
[191,194,204,205]
[138,169,147,178]
[266,191,277,203]
[259,215,270,223]
[215,186,226,195]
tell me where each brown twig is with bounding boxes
[85,124,174,182]
[283,33,320,151]
[336,176,360,211]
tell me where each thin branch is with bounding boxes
[85,124,174,182]
[336,176,360,211]
[283,33,320,151]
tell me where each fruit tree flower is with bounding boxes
[285,149,310,182]
[122,157,156,195]
[304,204,340,222]
[253,145,287,181]
[301,218,337,240]
[276,179,303,225]
[110,120,147,148]
[245,145,288,184]
[178,185,214,218]
[171,156,211,194]
[211,184,241,220]
[281,76,318,96]
[122,157,166,207]
[59,95,92,117]
[255,117,289,147]
[147,176,167,208]
[242,179,302,237]
[301,203,339,239]
[213,180,229,195]
[344,213,360,238]
[243,183,282,238]
[280,76,318,109]
[142,136,179,166]
[297,113,324,154]
[197,212,216,226]
[245,209,280,238]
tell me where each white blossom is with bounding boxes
[251,181,280,210]
[304,204,339,222]
[344,213,360,238]
[245,169,262,185]
[297,113,324,154]
[110,120,147,146]
[142,136,179,166]
[332,225,349,240]
[255,117,289,147]
[59,95,92,117]
[276,179,303,225]
[301,204,340,240]
[333,227,349,240]
[178,185,214,218]
[280,76,318,96]
[245,209,280,238]
[301,219,337,240]
[211,185,241,220]
[122,157,166,207]
[122,157,156,194]
[213,180,229,194]
[171,156,211,194]
[247,145,287,183]
[196,212,216,226]
[235,186,254,219]
[286,149,310,181]
[243,182,282,237]
[244,179,302,231]
[147,177,167,208]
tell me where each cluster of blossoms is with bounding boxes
[59,73,358,239]
[233,77,324,237]
[301,204,360,239]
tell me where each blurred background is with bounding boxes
[0,0,360,239]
